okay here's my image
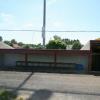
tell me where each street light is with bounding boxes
[42,0,46,48]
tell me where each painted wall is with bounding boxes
[57,56,88,71]
[1,53,89,72]
[28,55,54,62]
[0,54,4,66]
[4,54,25,67]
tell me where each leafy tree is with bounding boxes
[4,41,11,46]
[11,39,17,44]
[35,43,43,49]
[72,40,83,50]
[46,35,66,49]
[53,35,61,40]
[18,42,24,46]
[22,44,35,49]
[23,44,30,49]
[3,35,83,50]
[46,35,83,50]
[62,39,71,45]
[62,39,83,50]
[46,37,66,49]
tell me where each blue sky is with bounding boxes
[0,0,100,44]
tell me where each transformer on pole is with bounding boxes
[42,0,46,48]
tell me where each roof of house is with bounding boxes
[12,44,22,49]
[81,40,100,50]
[0,42,14,49]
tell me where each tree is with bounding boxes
[22,44,36,49]
[11,39,17,44]
[53,35,61,40]
[35,44,43,49]
[46,37,66,49]
[62,39,71,45]
[46,35,84,50]
[0,36,3,41]
[62,39,83,50]
[72,41,83,50]
[18,42,24,46]
[23,44,30,49]
[4,41,11,46]
[46,35,66,49]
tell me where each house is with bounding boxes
[81,41,90,50]
[12,44,22,49]
[0,42,13,49]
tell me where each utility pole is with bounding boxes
[42,0,46,48]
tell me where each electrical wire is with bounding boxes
[0,29,100,33]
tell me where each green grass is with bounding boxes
[0,89,24,100]
[0,90,16,100]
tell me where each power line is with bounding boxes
[0,29,100,33]
[0,30,41,32]
[46,31,100,33]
